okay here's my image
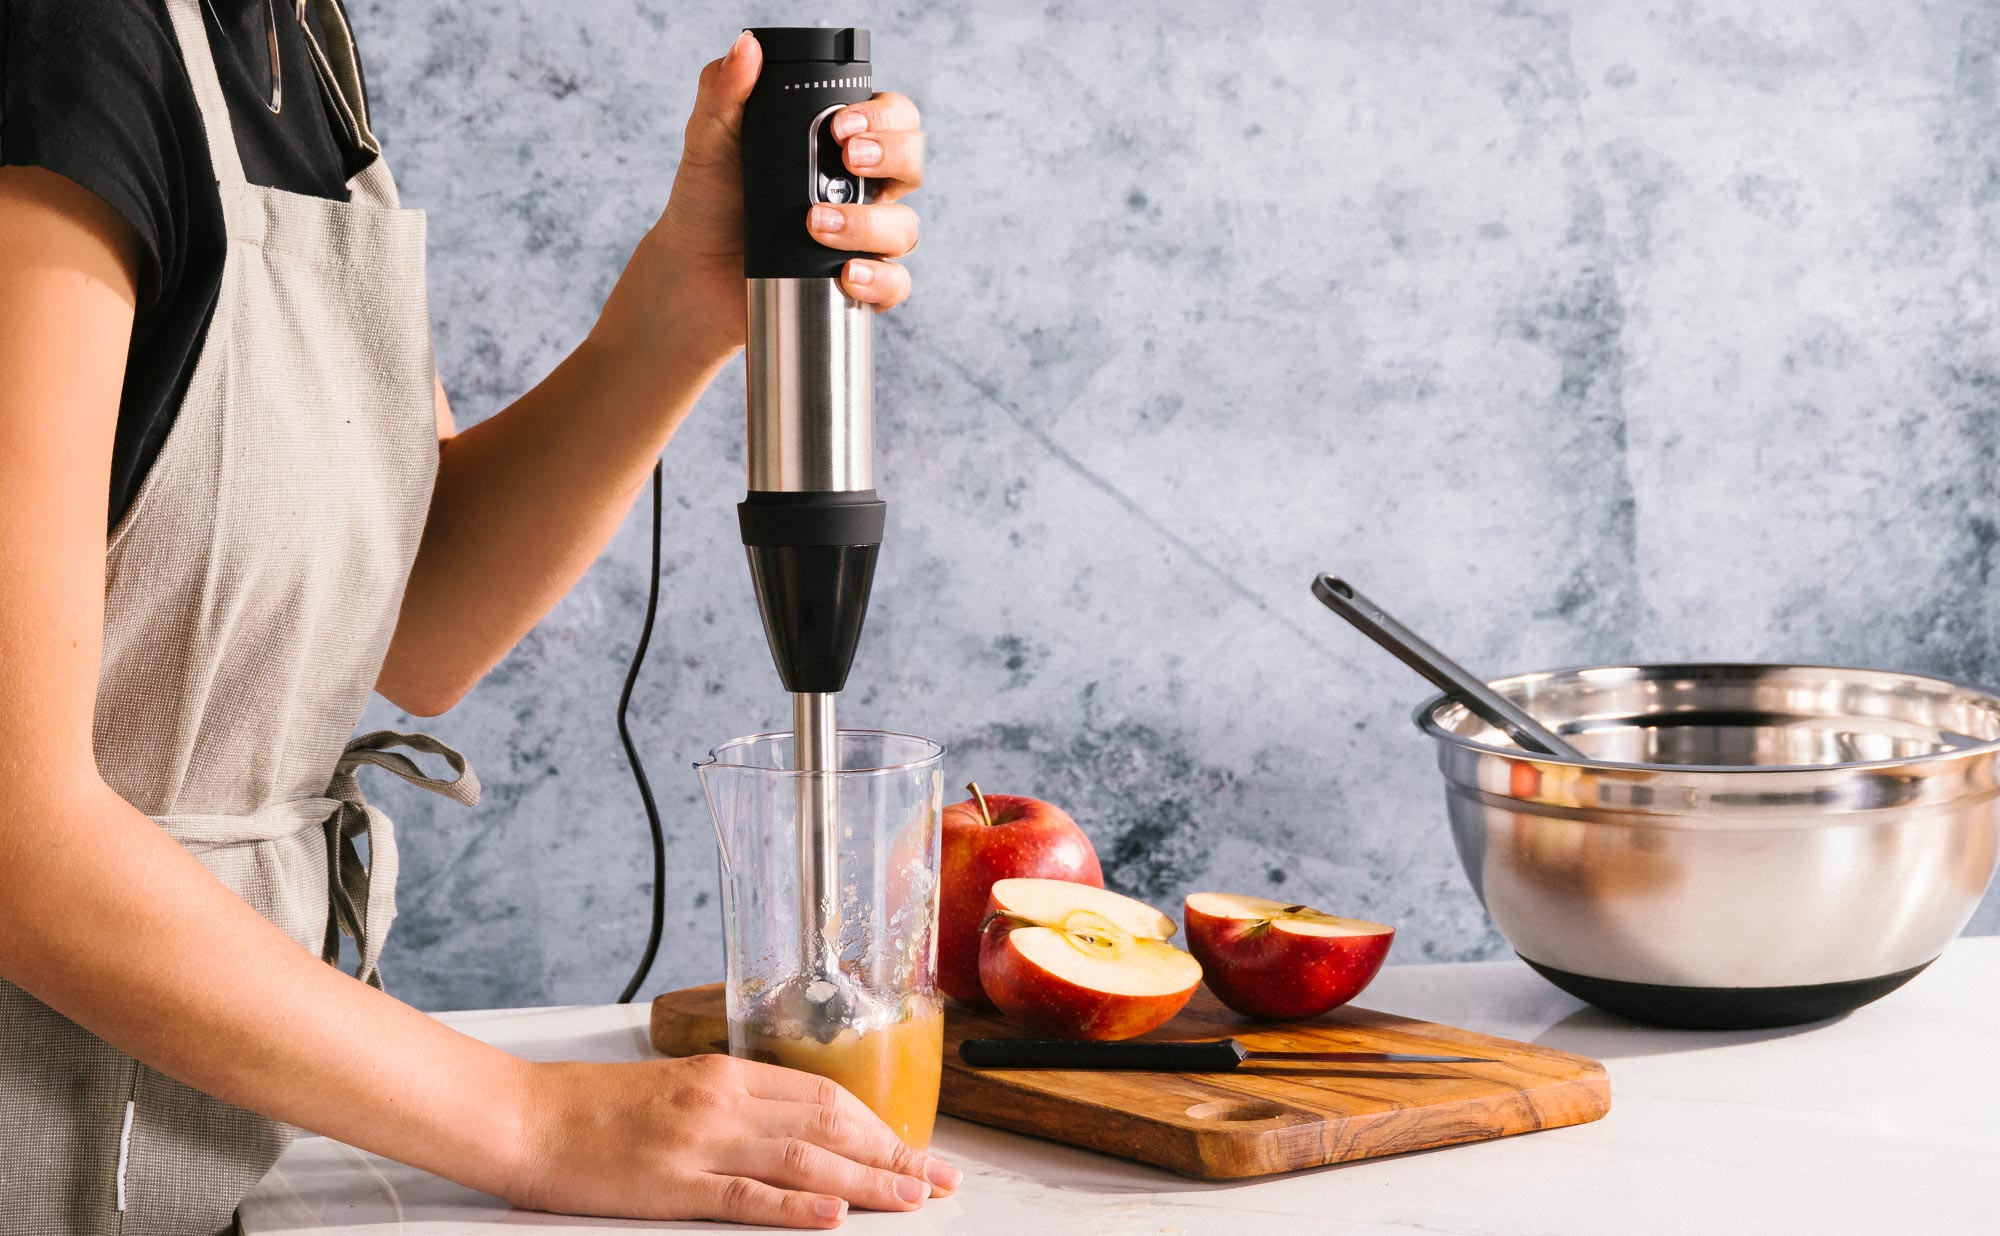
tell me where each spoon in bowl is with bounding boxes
[1311,574,1587,761]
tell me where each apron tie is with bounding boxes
[322,730,480,987]
[154,731,479,989]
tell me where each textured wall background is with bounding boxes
[344,0,2000,1010]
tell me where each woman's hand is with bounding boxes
[504,1053,960,1228]
[592,31,925,368]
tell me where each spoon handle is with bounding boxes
[1312,575,1587,760]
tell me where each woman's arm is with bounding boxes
[0,165,950,1227]
[376,33,923,714]
[0,161,532,1193]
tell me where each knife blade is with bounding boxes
[958,1037,1497,1072]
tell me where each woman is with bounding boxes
[0,1,945,1230]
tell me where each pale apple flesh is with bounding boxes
[1183,892,1394,1021]
[978,878,1202,1041]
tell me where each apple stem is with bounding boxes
[968,781,995,828]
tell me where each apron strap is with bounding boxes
[163,0,401,211]
[301,0,379,152]
[297,0,404,209]
[160,0,250,190]
[334,729,482,806]
[322,730,481,987]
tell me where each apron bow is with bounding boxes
[153,730,479,989]
[322,730,480,987]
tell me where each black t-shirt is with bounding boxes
[0,0,376,529]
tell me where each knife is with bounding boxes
[958,1037,1497,1072]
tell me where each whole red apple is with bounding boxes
[938,783,1103,1008]
[1184,893,1394,1020]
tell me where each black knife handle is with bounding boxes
[958,1038,1248,1071]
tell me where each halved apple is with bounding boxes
[977,878,1202,1041]
[1183,892,1393,1020]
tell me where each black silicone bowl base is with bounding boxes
[1520,956,1935,1030]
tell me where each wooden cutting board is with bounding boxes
[651,983,1609,1179]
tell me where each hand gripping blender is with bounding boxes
[737,27,886,1039]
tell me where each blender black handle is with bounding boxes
[740,26,875,280]
[958,1037,1250,1072]
[1311,574,1587,760]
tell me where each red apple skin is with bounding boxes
[1509,760,1542,800]
[1184,901,1394,1021]
[938,791,1103,1008]
[977,913,1196,1040]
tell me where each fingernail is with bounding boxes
[846,137,882,168]
[845,260,874,286]
[894,1176,929,1204]
[832,108,867,139]
[814,1197,845,1220]
[810,206,845,232]
[925,1158,962,1191]
[727,30,752,61]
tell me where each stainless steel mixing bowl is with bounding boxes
[1417,663,2000,1028]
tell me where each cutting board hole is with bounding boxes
[1185,1099,1291,1122]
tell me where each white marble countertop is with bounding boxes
[242,937,1997,1235]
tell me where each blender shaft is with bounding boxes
[793,690,840,966]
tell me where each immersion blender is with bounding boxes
[737,27,886,1039]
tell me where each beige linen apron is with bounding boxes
[0,1,477,1231]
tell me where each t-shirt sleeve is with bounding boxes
[0,0,205,309]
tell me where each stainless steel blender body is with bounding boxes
[746,279,873,493]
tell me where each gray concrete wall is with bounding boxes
[346,0,2000,1010]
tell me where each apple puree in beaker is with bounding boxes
[742,1001,945,1149]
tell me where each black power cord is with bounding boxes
[616,461,667,1004]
